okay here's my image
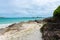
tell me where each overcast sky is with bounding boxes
[0,0,60,17]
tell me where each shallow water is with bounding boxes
[0,17,44,24]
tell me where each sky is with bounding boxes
[0,0,60,17]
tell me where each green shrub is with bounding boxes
[53,6,60,18]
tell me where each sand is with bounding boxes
[0,22,43,40]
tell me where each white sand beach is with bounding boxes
[0,22,43,40]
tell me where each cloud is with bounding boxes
[0,0,60,17]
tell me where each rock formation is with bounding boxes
[40,6,60,40]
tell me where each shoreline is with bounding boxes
[0,21,43,40]
[0,24,12,28]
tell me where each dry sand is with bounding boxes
[0,22,43,40]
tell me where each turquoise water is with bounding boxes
[0,17,44,24]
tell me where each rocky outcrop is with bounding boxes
[40,18,60,40]
[40,6,60,40]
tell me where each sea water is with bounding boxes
[0,17,44,24]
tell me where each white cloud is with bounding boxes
[0,0,60,17]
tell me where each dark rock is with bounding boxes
[8,23,16,27]
[34,20,43,23]
[40,18,60,40]
[40,6,60,40]
[40,23,60,40]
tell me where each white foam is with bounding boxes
[0,24,12,28]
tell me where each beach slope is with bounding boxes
[0,21,43,40]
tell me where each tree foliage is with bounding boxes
[53,6,60,18]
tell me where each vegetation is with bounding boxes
[53,6,60,18]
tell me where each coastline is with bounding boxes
[0,23,13,28]
[0,21,43,40]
